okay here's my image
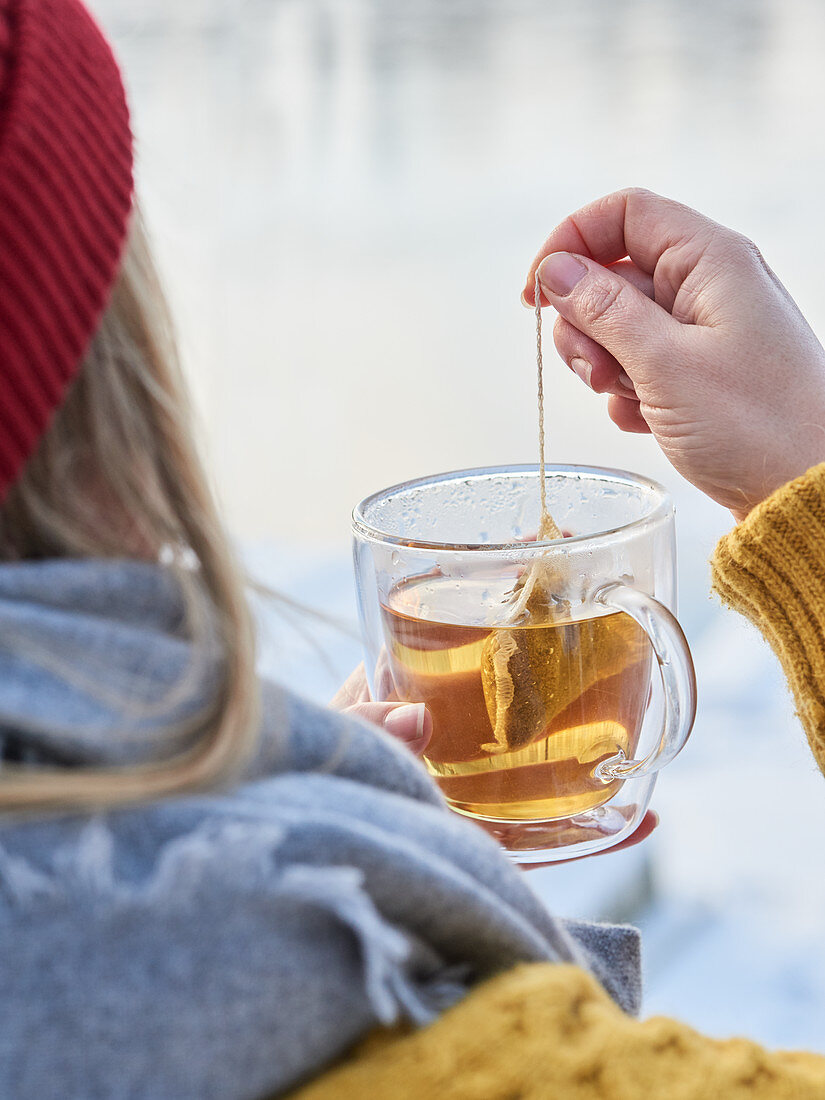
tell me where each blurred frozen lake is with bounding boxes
[96,0,825,1055]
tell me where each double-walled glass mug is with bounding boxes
[352,465,697,863]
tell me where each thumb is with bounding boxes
[537,251,683,373]
[344,700,432,754]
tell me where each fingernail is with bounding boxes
[537,252,587,297]
[617,371,635,390]
[570,357,592,386]
[384,703,427,742]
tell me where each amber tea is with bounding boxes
[382,573,653,823]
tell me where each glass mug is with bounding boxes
[352,465,697,863]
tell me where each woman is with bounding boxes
[0,5,822,1098]
[0,4,642,1098]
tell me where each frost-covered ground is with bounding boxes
[96,0,825,1055]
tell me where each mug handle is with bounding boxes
[592,581,697,782]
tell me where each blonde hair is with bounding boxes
[0,209,261,812]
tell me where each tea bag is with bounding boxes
[481,607,647,753]
[480,272,571,753]
[480,275,650,754]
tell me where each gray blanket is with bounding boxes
[0,560,641,1099]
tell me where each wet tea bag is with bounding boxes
[480,272,599,753]
[481,602,647,754]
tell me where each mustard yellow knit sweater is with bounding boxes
[289,464,825,1099]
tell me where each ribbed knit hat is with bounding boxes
[0,0,133,498]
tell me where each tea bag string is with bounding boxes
[500,272,564,623]
[535,271,561,541]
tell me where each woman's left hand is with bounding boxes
[330,663,432,755]
[331,665,658,860]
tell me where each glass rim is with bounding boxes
[352,463,672,551]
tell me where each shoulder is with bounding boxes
[289,962,825,1100]
[0,811,382,1098]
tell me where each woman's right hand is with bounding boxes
[522,188,825,521]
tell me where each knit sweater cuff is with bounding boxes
[711,462,825,775]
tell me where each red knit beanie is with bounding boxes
[0,0,133,498]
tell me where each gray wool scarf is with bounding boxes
[0,560,641,1099]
